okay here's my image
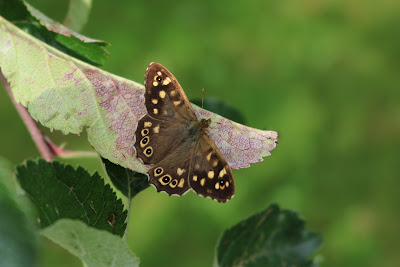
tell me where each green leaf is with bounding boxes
[192,97,247,124]
[41,219,139,267]
[0,158,37,267]
[16,159,127,237]
[102,157,149,200]
[216,204,322,267]
[64,0,92,32]
[0,0,108,66]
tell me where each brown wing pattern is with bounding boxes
[135,62,235,202]
[189,134,235,202]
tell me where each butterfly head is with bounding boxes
[199,118,211,132]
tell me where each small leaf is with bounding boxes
[192,97,247,124]
[0,0,108,66]
[0,158,37,267]
[41,219,139,267]
[102,157,149,199]
[16,159,127,237]
[64,0,92,32]
[217,204,322,267]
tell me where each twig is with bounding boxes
[0,70,54,161]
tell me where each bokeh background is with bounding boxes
[1,0,399,266]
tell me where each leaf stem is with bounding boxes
[1,71,54,161]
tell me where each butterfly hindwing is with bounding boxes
[135,114,188,164]
[147,142,196,196]
[189,134,235,203]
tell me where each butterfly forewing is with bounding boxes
[189,134,235,203]
[144,62,197,122]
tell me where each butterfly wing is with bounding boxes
[135,62,198,164]
[135,62,200,195]
[146,140,196,196]
[136,62,235,202]
[189,133,235,203]
[144,62,197,122]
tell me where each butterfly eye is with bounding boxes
[144,146,153,157]
[140,136,149,147]
[141,129,149,136]
[159,175,172,185]
[154,167,163,177]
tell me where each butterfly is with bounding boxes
[135,62,235,203]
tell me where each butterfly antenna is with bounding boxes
[202,88,205,108]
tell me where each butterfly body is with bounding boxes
[135,63,234,202]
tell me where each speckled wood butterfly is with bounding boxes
[135,62,234,202]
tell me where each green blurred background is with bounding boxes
[1,0,400,266]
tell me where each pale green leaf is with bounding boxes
[64,0,93,32]
[41,219,139,267]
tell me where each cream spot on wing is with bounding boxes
[157,71,162,76]
[212,160,218,167]
[177,168,186,176]
[219,167,227,178]
[173,100,181,106]
[162,110,168,115]
[151,99,158,104]
[215,182,220,190]
[206,152,213,162]
[207,189,212,194]
[159,90,166,98]
[225,181,230,187]
[208,171,214,179]
[195,164,200,170]
[178,178,185,188]
[170,90,176,96]
[153,108,158,114]
[193,175,198,181]
[162,77,171,85]
[144,121,152,128]
[153,125,160,133]
[153,81,159,86]
[200,178,206,186]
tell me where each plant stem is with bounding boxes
[0,71,54,161]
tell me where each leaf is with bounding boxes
[102,157,149,199]
[0,12,278,173]
[0,0,108,66]
[41,219,139,267]
[216,204,322,267]
[192,97,247,124]
[16,159,127,237]
[64,0,92,32]
[0,158,37,267]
